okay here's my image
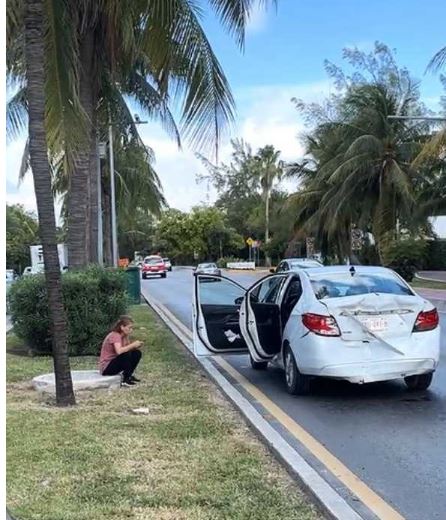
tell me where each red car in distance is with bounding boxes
[141,256,167,279]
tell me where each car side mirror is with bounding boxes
[269,268,276,274]
[234,296,244,305]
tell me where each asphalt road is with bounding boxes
[141,268,446,520]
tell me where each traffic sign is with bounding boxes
[246,237,254,246]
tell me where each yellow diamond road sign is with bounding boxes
[246,237,254,246]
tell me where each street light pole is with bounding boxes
[108,114,118,268]
[108,113,148,267]
[97,138,104,266]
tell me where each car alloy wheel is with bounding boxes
[284,346,310,396]
[285,350,296,388]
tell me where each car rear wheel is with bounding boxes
[142,273,147,280]
[404,372,433,391]
[161,273,167,278]
[284,346,310,395]
[250,355,268,370]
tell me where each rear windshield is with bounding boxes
[145,258,163,265]
[309,272,414,299]
[199,263,216,268]
[290,261,322,269]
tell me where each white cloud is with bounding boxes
[5,79,332,214]
[245,1,268,33]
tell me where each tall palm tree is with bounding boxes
[288,84,429,261]
[253,145,283,266]
[24,0,75,406]
[8,0,277,268]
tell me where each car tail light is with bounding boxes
[413,309,439,332]
[302,313,341,336]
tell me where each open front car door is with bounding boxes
[240,274,289,362]
[193,274,249,356]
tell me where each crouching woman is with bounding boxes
[99,315,142,386]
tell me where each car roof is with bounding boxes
[281,258,321,263]
[300,265,396,276]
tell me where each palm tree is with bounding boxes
[288,84,430,262]
[253,145,283,266]
[8,0,277,267]
[24,0,75,406]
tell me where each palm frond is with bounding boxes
[427,46,446,73]
[6,86,28,141]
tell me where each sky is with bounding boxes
[5,0,446,230]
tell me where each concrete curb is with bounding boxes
[141,292,364,520]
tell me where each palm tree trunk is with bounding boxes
[25,0,75,406]
[67,31,94,268]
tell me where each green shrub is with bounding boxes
[426,240,446,270]
[8,266,128,356]
[382,239,428,281]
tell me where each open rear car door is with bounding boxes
[240,274,289,362]
[193,274,250,356]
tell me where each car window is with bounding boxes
[309,272,414,299]
[251,277,285,304]
[145,257,163,265]
[290,261,322,269]
[199,278,244,305]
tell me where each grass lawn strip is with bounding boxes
[7,304,321,520]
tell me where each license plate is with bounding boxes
[359,317,388,332]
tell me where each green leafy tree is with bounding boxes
[6,204,39,273]
[153,206,243,264]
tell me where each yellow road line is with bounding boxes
[214,357,405,520]
[151,297,405,520]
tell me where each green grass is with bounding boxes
[7,305,321,520]
[411,279,446,290]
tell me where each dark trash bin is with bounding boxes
[125,266,141,305]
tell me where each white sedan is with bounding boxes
[192,266,440,395]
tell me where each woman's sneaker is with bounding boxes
[121,378,136,387]
[129,376,141,383]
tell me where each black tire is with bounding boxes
[142,273,147,280]
[404,372,433,391]
[284,345,310,395]
[169,267,172,272]
[250,355,268,370]
[161,273,167,278]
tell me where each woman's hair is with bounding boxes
[111,315,134,333]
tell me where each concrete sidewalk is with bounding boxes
[417,271,446,282]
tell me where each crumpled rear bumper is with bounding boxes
[318,358,437,383]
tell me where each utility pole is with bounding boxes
[108,114,118,267]
[108,112,148,268]
[97,139,104,266]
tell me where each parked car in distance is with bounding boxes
[271,258,324,273]
[163,258,172,271]
[193,265,440,395]
[142,256,167,279]
[194,263,221,277]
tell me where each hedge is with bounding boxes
[8,266,128,356]
[425,240,446,270]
